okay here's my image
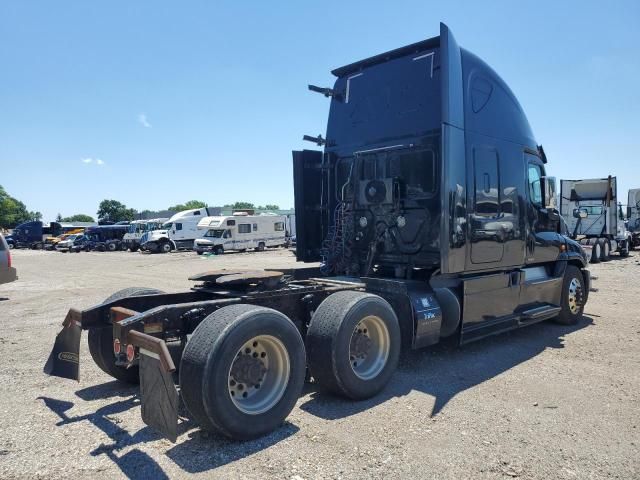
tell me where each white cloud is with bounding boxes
[81,157,105,166]
[137,113,152,128]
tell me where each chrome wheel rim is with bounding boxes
[567,278,582,314]
[349,315,390,380]
[162,243,171,253]
[228,335,290,415]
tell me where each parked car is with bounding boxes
[0,233,17,284]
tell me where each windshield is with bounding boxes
[127,224,139,233]
[146,222,163,232]
[205,229,225,238]
[162,222,172,230]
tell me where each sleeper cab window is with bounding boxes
[193,211,200,215]
[253,223,258,231]
[274,222,285,231]
[238,224,251,234]
[176,223,183,230]
[227,220,236,226]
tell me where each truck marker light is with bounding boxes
[126,344,135,363]
[113,339,121,354]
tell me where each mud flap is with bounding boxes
[43,309,82,381]
[139,349,179,442]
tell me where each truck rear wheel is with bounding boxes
[256,242,265,252]
[600,239,610,262]
[107,242,117,252]
[88,287,164,383]
[180,304,306,440]
[554,266,585,325]
[306,291,401,400]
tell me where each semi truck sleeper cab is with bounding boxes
[44,23,589,443]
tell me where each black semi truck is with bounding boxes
[44,24,590,442]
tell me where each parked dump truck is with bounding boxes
[627,188,640,249]
[44,23,590,443]
[560,177,631,262]
[122,218,168,252]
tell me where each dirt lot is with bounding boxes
[0,248,638,479]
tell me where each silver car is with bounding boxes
[0,233,17,284]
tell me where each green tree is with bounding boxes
[224,201,255,210]
[168,200,208,211]
[56,213,63,222]
[0,185,34,229]
[97,199,136,222]
[61,214,95,222]
[264,204,280,210]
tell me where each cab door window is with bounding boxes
[527,163,543,206]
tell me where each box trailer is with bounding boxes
[44,23,590,443]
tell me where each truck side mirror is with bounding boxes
[542,176,557,209]
[573,208,588,219]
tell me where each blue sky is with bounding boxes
[1,1,638,221]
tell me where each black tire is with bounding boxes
[256,242,265,252]
[214,245,224,255]
[554,266,585,325]
[600,238,610,262]
[180,304,306,440]
[196,251,204,255]
[160,242,172,253]
[306,291,401,400]
[129,245,139,252]
[590,241,601,264]
[621,239,630,258]
[88,287,164,383]
[107,242,117,252]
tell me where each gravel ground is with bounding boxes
[0,248,638,479]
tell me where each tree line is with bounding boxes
[0,187,284,228]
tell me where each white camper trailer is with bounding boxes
[193,213,287,254]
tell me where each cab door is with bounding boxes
[525,155,560,264]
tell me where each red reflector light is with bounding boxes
[113,339,121,354]
[126,344,136,362]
